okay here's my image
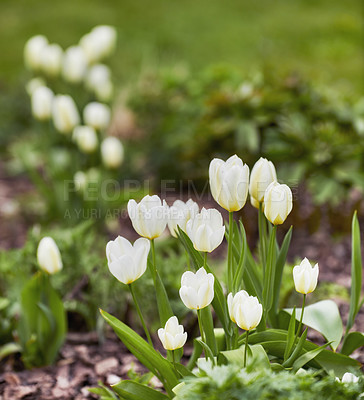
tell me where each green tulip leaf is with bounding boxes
[218,344,270,369]
[112,380,169,400]
[341,332,364,356]
[285,300,343,350]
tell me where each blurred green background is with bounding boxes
[0,0,362,93]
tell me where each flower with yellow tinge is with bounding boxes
[37,237,63,275]
[227,290,262,331]
[83,102,111,131]
[168,199,199,238]
[128,195,169,240]
[31,86,54,121]
[106,236,150,285]
[80,25,117,64]
[62,46,88,83]
[293,258,319,294]
[73,126,98,154]
[52,95,80,134]
[249,157,277,208]
[209,154,249,212]
[263,181,292,225]
[40,43,63,77]
[158,316,187,351]
[186,208,225,253]
[24,35,48,71]
[179,267,214,310]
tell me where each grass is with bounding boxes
[0,0,362,94]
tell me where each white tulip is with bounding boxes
[52,95,80,134]
[101,137,124,168]
[80,25,117,64]
[73,125,98,153]
[31,86,54,121]
[249,157,277,206]
[83,102,111,131]
[227,290,262,331]
[106,236,150,285]
[179,267,214,310]
[263,181,292,225]
[40,43,63,76]
[127,195,169,240]
[209,155,250,212]
[158,316,187,351]
[37,237,63,274]
[62,46,88,83]
[26,77,46,96]
[186,208,225,253]
[341,372,359,383]
[85,64,114,101]
[24,35,48,70]
[74,171,88,192]
[293,258,319,294]
[168,199,199,238]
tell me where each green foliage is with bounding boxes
[128,67,364,206]
[18,273,66,367]
[174,362,364,400]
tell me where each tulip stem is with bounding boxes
[203,252,207,270]
[244,330,250,368]
[129,283,153,346]
[258,203,266,273]
[150,239,156,276]
[294,294,306,345]
[228,211,234,292]
[197,309,207,360]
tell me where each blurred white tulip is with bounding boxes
[128,195,169,239]
[83,102,111,131]
[186,207,225,253]
[168,199,199,238]
[158,316,187,350]
[74,171,88,192]
[227,290,262,331]
[24,35,48,71]
[341,372,359,383]
[263,181,292,225]
[62,46,88,83]
[52,95,80,134]
[31,86,54,121]
[73,125,98,153]
[85,64,113,101]
[209,155,249,212]
[106,236,150,285]
[249,157,277,206]
[179,267,214,310]
[293,258,319,294]
[26,77,46,96]
[37,237,63,274]
[40,43,63,77]
[101,137,124,168]
[80,25,117,64]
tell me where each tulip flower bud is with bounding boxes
[209,155,250,212]
[73,125,98,153]
[80,25,117,64]
[62,46,88,83]
[24,35,48,71]
[128,195,169,239]
[249,157,277,207]
[40,43,63,77]
[101,137,124,169]
[26,77,46,96]
[74,171,88,192]
[52,95,80,134]
[37,237,63,274]
[31,86,54,121]
[263,181,292,225]
[179,267,214,310]
[293,258,319,294]
[158,316,187,351]
[227,290,262,331]
[106,236,150,285]
[83,102,111,131]
[85,65,114,101]
[168,199,199,238]
[186,208,225,253]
